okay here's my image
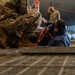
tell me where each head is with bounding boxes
[49,6,55,11]
[54,19,67,33]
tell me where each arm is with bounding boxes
[46,21,52,26]
[57,11,61,20]
[47,7,51,15]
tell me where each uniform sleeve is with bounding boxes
[57,11,61,20]
[46,21,52,26]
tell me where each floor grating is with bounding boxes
[0,55,75,75]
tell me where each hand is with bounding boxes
[42,18,47,24]
[48,7,51,10]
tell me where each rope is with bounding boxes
[31,1,35,8]
[37,27,46,43]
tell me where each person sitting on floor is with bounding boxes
[28,19,71,46]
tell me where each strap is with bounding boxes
[48,32,53,38]
[37,27,46,44]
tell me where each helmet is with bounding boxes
[28,33,38,43]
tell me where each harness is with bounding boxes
[37,27,53,44]
[37,19,67,45]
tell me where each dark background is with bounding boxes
[30,0,75,27]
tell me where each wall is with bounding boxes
[30,0,75,26]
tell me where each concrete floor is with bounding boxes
[0,54,75,75]
[0,47,75,75]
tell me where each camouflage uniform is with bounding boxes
[47,7,60,22]
[0,4,40,48]
[5,0,28,14]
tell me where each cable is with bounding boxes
[40,1,75,13]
